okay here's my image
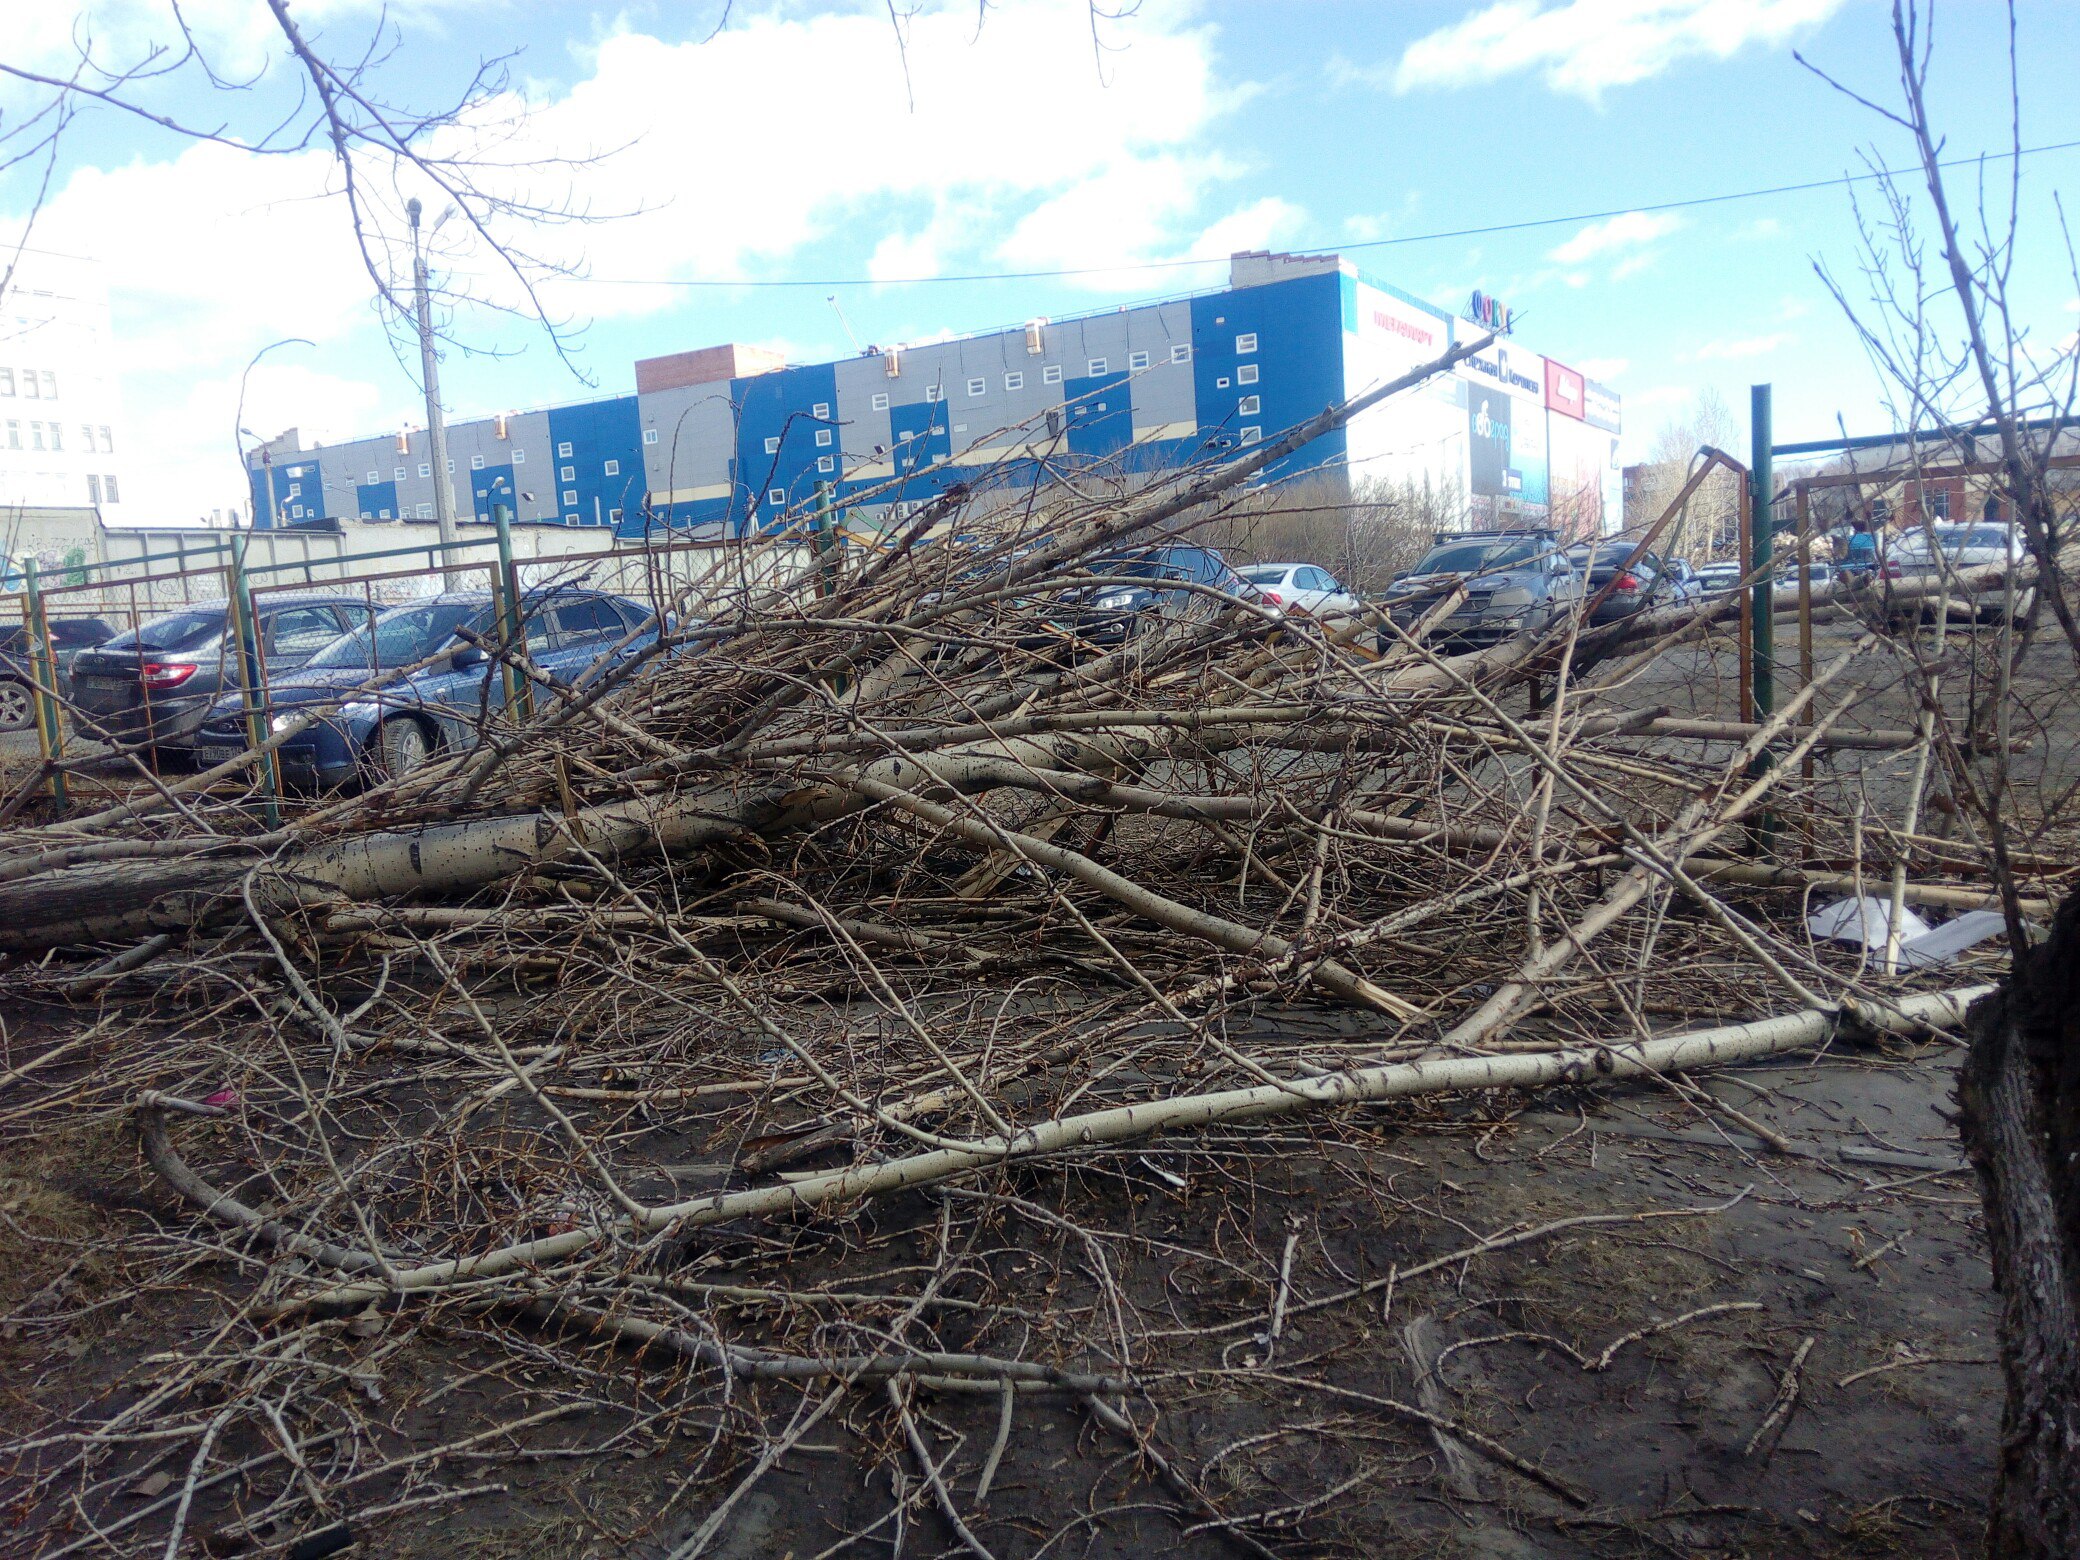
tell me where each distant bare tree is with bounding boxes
[1629,388,1742,560]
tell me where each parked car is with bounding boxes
[1562,540,1678,626]
[1234,563,1360,617]
[1772,558,1837,604]
[190,588,659,788]
[0,616,119,733]
[1044,544,1255,649]
[1881,523,2034,622]
[1379,530,1576,648]
[68,595,376,760]
[1694,561,1744,597]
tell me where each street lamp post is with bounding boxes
[407,197,460,548]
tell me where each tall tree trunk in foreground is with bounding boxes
[1958,889,2080,1557]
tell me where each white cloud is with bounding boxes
[1389,0,1846,103]
[1735,216,1784,240]
[1688,331,1792,360]
[8,0,1256,519]
[1548,210,1682,264]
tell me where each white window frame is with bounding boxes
[562,489,578,505]
[870,392,889,411]
[1235,333,1258,354]
[767,487,786,505]
[1237,363,1260,385]
[418,462,431,478]
[557,441,574,458]
[379,508,392,520]
[418,503,433,518]
[610,507,623,523]
[470,455,484,470]
[816,454,835,474]
[1238,395,1261,416]
[367,470,379,483]
[642,428,659,445]
[1087,358,1108,376]
[1239,425,1262,445]
[1128,350,1150,371]
[925,384,944,403]
[967,377,986,398]
[762,437,779,455]
[394,467,407,481]
[814,428,833,447]
[1004,371,1024,391]
[1171,344,1192,363]
[511,448,526,463]
[560,465,576,481]
[1042,365,1062,385]
[603,458,621,476]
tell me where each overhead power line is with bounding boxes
[584,137,2080,292]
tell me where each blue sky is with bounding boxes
[7,0,2077,519]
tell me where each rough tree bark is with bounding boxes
[1958,888,2080,1558]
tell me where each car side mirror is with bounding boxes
[452,642,488,670]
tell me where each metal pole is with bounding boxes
[228,534,281,829]
[22,558,66,815]
[1749,384,1775,719]
[408,197,460,547]
[492,502,530,720]
[1736,479,1754,725]
[262,449,281,532]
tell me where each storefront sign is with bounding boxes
[1544,359,1586,420]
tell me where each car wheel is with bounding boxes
[0,677,33,733]
[369,716,434,781]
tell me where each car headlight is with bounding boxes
[1488,587,1534,609]
[1093,589,1138,610]
[269,712,300,734]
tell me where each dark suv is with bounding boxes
[1046,544,1255,648]
[1378,530,1577,648]
[69,595,376,760]
[0,617,118,734]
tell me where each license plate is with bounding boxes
[75,676,127,694]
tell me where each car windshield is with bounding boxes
[105,607,225,652]
[1413,541,1536,575]
[305,600,484,670]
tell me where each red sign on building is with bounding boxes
[1545,359,1586,420]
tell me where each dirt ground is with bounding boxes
[0,989,2005,1559]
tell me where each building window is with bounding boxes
[609,507,624,523]
[47,423,61,451]
[104,475,120,502]
[557,441,573,458]
[87,474,101,503]
[1237,363,1260,385]
[418,462,431,477]
[564,514,579,525]
[763,437,779,454]
[80,423,95,452]
[41,371,56,398]
[817,455,835,473]
[870,392,889,411]
[814,428,833,447]
[512,448,525,463]
[394,467,406,481]
[359,510,371,521]
[470,454,484,470]
[603,458,621,476]
[419,503,433,518]
[1088,358,1108,376]
[1128,350,1150,371]
[20,369,38,400]
[30,422,43,450]
[642,428,659,445]
[3,421,15,449]
[768,487,786,505]
[1239,426,1262,445]
[1171,344,1192,363]
[1236,333,1258,354]
[286,482,302,498]
[562,489,577,505]
[812,402,830,418]
[560,465,576,481]
[1929,490,1950,520]
[0,369,11,396]
[99,425,112,452]
[379,508,391,519]
[1238,395,1261,416]
[367,469,379,483]
[925,384,943,402]
[1042,365,1062,385]
[967,377,986,397]
[1005,371,1025,391]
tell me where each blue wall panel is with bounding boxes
[468,464,516,522]
[545,396,644,526]
[1189,274,1347,481]
[1062,373,1131,464]
[733,363,842,534]
[356,480,398,520]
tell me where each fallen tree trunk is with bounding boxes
[1957,889,2080,1558]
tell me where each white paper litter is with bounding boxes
[1805,897,2012,968]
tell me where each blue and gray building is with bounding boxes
[247,252,1623,541]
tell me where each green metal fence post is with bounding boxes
[1749,384,1775,719]
[228,534,282,829]
[492,503,530,720]
[22,558,66,815]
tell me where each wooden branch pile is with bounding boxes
[0,377,2053,1556]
